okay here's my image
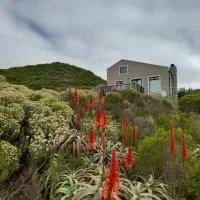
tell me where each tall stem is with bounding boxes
[172,156,176,199]
[97,128,100,147]
[101,130,106,186]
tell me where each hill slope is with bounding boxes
[0,62,106,90]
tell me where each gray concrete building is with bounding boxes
[106,59,178,103]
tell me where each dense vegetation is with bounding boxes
[179,93,200,114]
[0,62,106,90]
[0,75,200,200]
[178,88,200,99]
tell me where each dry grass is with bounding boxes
[2,168,38,200]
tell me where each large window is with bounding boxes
[119,66,128,74]
[149,76,161,93]
[116,80,125,89]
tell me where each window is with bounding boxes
[149,76,161,93]
[131,78,142,86]
[116,80,125,89]
[119,66,128,74]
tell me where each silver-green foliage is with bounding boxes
[0,82,73,180]
[0,140,20,183]
[43,160,172,200]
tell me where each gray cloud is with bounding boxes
[0,0,200,88]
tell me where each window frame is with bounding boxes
[148,75,161,94]
[130,77,143,87]
[116,80,125,89]
[119,65,128,74]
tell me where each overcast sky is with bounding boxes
[0,0,200,88]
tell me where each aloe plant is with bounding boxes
[64,165,172,200]
[54,170,79,199]
[59,129,87,157]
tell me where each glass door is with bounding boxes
[131,78,142,86]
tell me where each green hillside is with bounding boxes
[0,62,106,90]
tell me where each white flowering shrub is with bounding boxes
[0,82,73,163]
[0,88,26,107]
[0,82,9,90]
[0,103,24,137]
[0,140,20,183]
[29,102,73,159]
[41,88,60,97]
[29,89,59,102]
[42,97,73,118]
[11,84,32,97]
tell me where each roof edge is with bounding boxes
[107,59,170,70]
[107,59,124,70]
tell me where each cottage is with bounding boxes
[105,59,177,103]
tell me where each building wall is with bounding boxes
[107,60,170,96]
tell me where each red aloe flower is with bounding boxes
[122,126,127,145]
[101,113,108,132]
[121,113,129,145]
[102,149,120,200]
[95,102,102,129]
[182,130,188,161]
[123,113,129,129]
[84,100,90,116]
[169,121,176,159]
[76,104,81,125]
[76,94,80,105]
[124,146,135,168]
[132,126,137,144]
[98,90,104,103]
[89,95,94,108]
[73,89,79,104]
[102,130,107,176]
[102,131,106,153]
[87,126,96,150]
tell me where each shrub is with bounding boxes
[29,89,59,102]
[135,128,170,178]
[29,101,73,160]
[179,93,200,114]
[135,128,192,178]
[104,89,174,136]
[0,103,24,139]
[104,89,174,121]
[0,75,6,82]
[0,141,20,183]
[104,91,129,120]
[0,89,26,107]
[157,113,200,143]
[178,154,200,199]
[134,116,155,137]
[178,87,200,99]
[0,82,73,162]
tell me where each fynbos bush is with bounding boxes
[0,141,20,183]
